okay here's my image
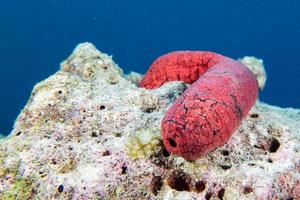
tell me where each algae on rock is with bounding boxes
[0,43,299,200]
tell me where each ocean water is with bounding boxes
[0,0,299,136]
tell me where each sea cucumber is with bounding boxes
[140,51,259,160]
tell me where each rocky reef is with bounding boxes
[0,43,299,200]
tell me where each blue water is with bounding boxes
[0,0,299,135]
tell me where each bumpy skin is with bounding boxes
[140,51,259,160]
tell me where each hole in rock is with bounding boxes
[149,176,163,196]
[144,107,156,113]
[243,186,253,194]
[269,138,280,153]
[57,185,64,193]
[149,148,170,168]
[220,150,229,156]
[205,192,213,200]
[220,165,231,170]
[162,147,170,157]
[102,150,111,156]
[250,113,259,118]
[91,132,98,137]
[218,188,225,199]
[167,169,192,191]
[121,165,127,174]
[114,132,122,137]
[195,180,206,193]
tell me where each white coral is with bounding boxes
[0,43,299,200]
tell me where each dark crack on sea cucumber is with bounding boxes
[230,94,243,119]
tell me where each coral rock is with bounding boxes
[239,56,267,90]
[0,43,299,200]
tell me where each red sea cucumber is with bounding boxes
[140,51,259,160]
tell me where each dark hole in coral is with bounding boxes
[149,176,163,196]
[267,158,273,163]
[58,90,63,94]
[103,66,108,69]
[144,107,156,113]
[250,113,259,118]
[167,169,191,192]
[91,132,98,137]
[102,150,111,156]
[195,180,206,193]
[58,185,64,193]
[243,186,253,194]
[162,148,170,157]
[121,165,127,174]
[149,149,169,168]
[218,188,225,200]
[286,198,293,200]
[205,192,213,200]
[114,132,122,137]
[16,131,22,136]
[220,150,229,156]
[254,144,261,149]
[168,138,177,147]
[248,163,255,166]
[51,159,57,165]
[269,138,280,153]
[220,165,231,170]
[100,105,105,110]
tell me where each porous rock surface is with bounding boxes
[0,43,299,200]
[239,56,267,90]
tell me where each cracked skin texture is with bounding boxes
[140,51,259,160]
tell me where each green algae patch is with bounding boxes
[126,128,162,159]
[2,178,35,200]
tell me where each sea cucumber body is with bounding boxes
[140,51,259,160]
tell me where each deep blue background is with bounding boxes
[0,0,299,135]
